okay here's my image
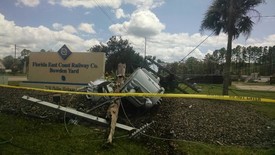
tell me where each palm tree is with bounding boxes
[200,0,265,95]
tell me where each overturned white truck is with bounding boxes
[86,68,165,109]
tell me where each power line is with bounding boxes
[252,15,275,18]
[180,31,215,62]
[92,0,116,24]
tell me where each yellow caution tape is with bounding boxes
[1,84,275,103]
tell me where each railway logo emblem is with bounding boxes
[58,44,72,60]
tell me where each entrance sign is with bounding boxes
[22,45,105,90]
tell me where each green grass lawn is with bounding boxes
[0,113,148,154]
[1,113,274,155]
[179,83,275,98]
[2,112,275,155]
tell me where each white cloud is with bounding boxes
[16,0,40,7]
[83,39,100,48]
[0,13,99,58]
[205,49,214,55]
[48,0,121,9]
[115,8,130,19]
[127,10,165,37]
[109,23,128,35]
[52,23,77,34]
[123,32,275,62]
[109,10,165,38]
[246,34,275,47]
[48,0,164,9]
[52,23,63,30]
[118,32,228,62]
[124,0,164,9]
[78,23,96,34]
[48,0,56,5]
[62,25,77,34]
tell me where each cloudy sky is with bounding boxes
[0,0,274,62]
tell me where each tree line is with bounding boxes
[165,45,275,77]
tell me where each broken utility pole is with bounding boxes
[106,63,126,144]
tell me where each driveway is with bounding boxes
[233,82,275,91]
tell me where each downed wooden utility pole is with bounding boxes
[106,63,126,144]
[22,95,135,131]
